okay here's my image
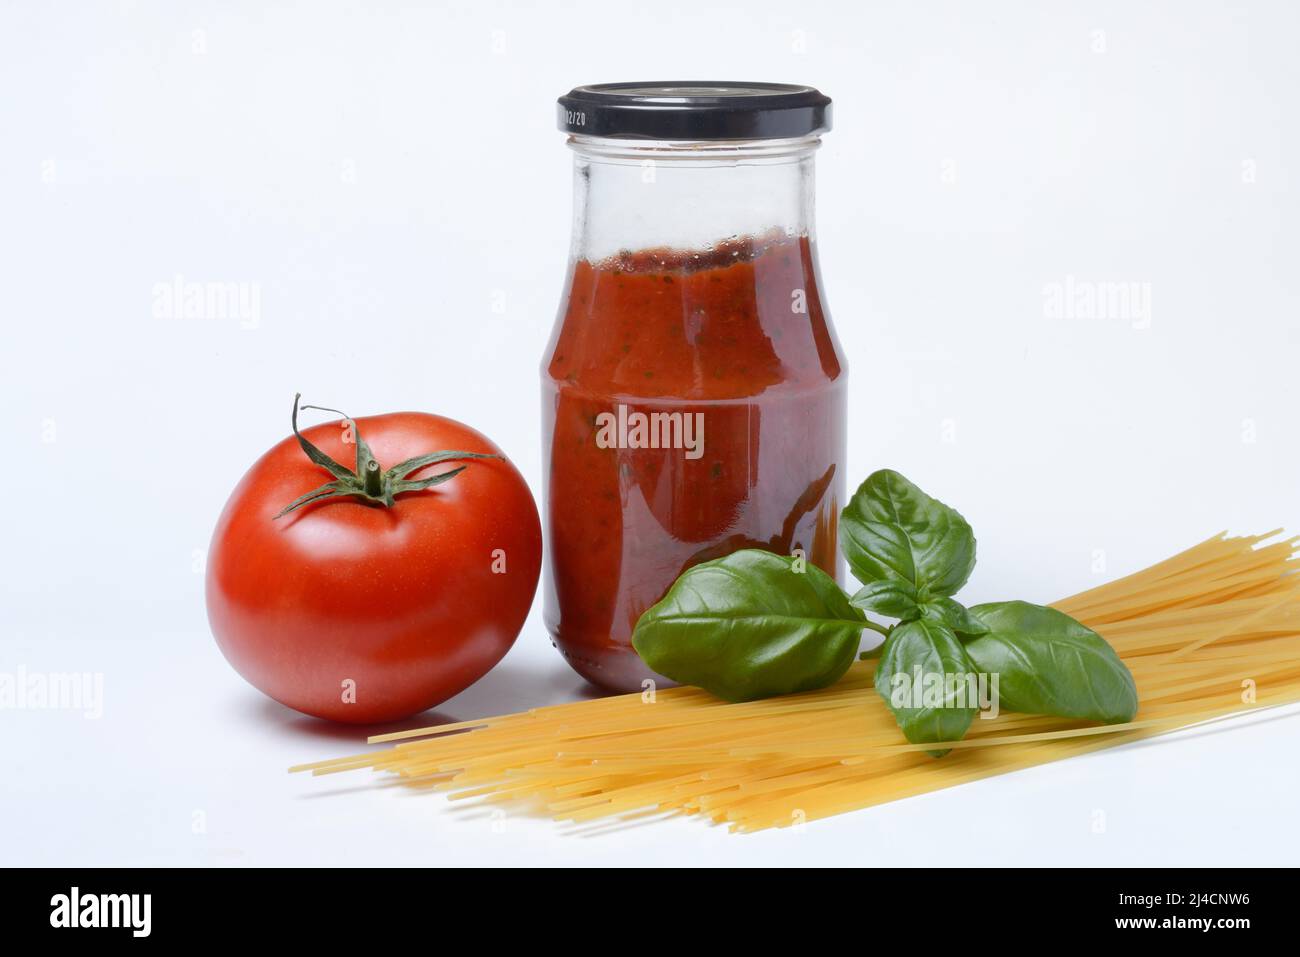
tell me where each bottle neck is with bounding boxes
[567,136,820,264]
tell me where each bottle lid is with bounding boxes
[557,81,831,140]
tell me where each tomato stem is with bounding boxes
[363,459,382,497]
[275,394,500,519]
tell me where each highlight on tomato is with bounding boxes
[206,395,542,723]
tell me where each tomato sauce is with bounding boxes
[542,232,847,691]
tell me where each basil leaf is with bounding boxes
[965,601,1138,723]
[873,618,978,757]
[850,580,920,620]
[631,549,866,703]
[839,469,977,597]
[921,596,989,637]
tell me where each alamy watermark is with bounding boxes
[1043,275,1151,329]
[0,665,103,719]
[888,667,1000,719]
[595,403,704,460]
[152,274,261,329]
[50,887,150,937]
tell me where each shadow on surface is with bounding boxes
[243,655,612,746]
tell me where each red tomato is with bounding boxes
[206,405,541,723]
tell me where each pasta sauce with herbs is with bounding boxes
[542,233,847,691]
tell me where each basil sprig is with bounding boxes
[846,471,1136,749]
[631,469,1139,755]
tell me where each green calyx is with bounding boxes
[274,394,497,519]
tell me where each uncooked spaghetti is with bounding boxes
[291,531,1300,832]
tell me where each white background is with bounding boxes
[2,0,1298,866]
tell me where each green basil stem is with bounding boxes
[861,618,891,638]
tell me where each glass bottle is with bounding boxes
[543,83,847,691]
